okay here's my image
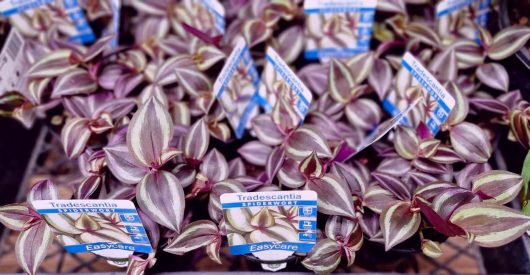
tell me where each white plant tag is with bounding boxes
[0,29,28,96]
[260,47,313,124]
[401,52,455,134]
[32,200,153,267]
[436,0,491,42]
[303,0,377,59]
[220,191,318,268]
[213,37,263,139]
[0,0,95,44]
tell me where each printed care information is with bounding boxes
[32,200,152,266]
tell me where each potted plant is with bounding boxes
[1,0,530,274]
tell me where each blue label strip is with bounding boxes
[65,242,152,254]
[382,99,411,126]
[222,200,317,208]
[37,208,137,214]
[229,242,315,255]
[303,9,375,59]
[63,0,95,44]
[1,0,54,16]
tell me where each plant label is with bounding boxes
[303,0,377,60]
[260,47,313,125]
[436,0,491,42]
[401,52,455,134]
[106,0,121,48]
[0,29,28,96]
[213,36,263,139]
[32,200,153,267]
[220,190,318,267]
[0,0,95,44]
[190,0,225,35]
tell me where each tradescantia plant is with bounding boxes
[3,0,530,274]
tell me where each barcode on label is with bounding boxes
[5,30,22,60]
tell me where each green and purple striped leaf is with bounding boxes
[238,141,272,166]
[164,220,219,255]
[487,26,530,60]
[301,238,342,274]
[450,203,530,247]
[61,118,91,159]
[471,170,523,205]
[307,174,356,219]
[380,201,421,251]
[127,97,174,168]
[183,119,210,162]
[51,68,97,98]
[136,170,185,232]
[27,50,77,78]
[104,144,148,184]
[450,122,492,163]
[476,63,509,92]
[0,203,36,231]
[15,221,53,275]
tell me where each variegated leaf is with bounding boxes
[422,240,443,258]
[450,203,530,247]
[457,163,491,190]
[450,122,492,163]
[329,59,355,103]
[15,221,53,275]
[209,180,246,222]
[345,98,382,130]
[277,158,306,189]
[61,118,91,159]
[299,151,325,179]
[195,46,225,71]
[243,19,272,47]
[137,171,185,232]
[27,50,77,78]
[0,203,36,231]
[364,185,398,214]
[406,22,440,48]
[275,25,304,64]
[330,162,368,195]
[307,174,356,219]
[200,149,229,183]
[286,126,332,161]
[347,52,374,84]
[251,114,285,146]
[75,175,101,199]
[28,179,59,203]
[183,119,210,162]
[375,157,411,178]
[368,58,393,99]
[394,126,419,160]
[372,172,412,201]
[104,144,148,184]
[175,67,212,97]
[126,255,150,275]
[164,220,219,255]
[380,201,421,251]
[444,82,469,126]
[428,145,463,164]
[476,63,509,92]
[325,216,358,242]
[301,238,342,274]
[432,187,479,220]
[266,147,285,183]
[238,141,272,166]
[429,48,457,82]
[127,96,174,168]
[228,158,246,178]
[487,26,530,60]
[471,170,523,205]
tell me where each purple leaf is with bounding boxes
[228,158,246,178]
[286,126,332,161]
[450,203,530,247]
[183,119,210,162]
[75,175,101,199]
[301,238,342,274]
[457,163,491,190]
[200,149,229,183]
[471,170,523,205]
[394,126,419,160]
[137,170,185,232]
[368,58,393,99]
[164,220,219,255]
[251,114,285,146]
[450,122,492,163]
[476,63,509,92]
[307,174,356,219]
[265,147,285,183]
[104,144,148,184]
[127,97,175,168]
[487,26,530,60]
[277,158,306,189]
[27,50,77,78]
[372,172,412,201]
[380,201,421,251]
[61,118,91,159]
[28,179,59,203]
[0,203,36,231]
[15,221,53,275]
[238,141,272,166]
